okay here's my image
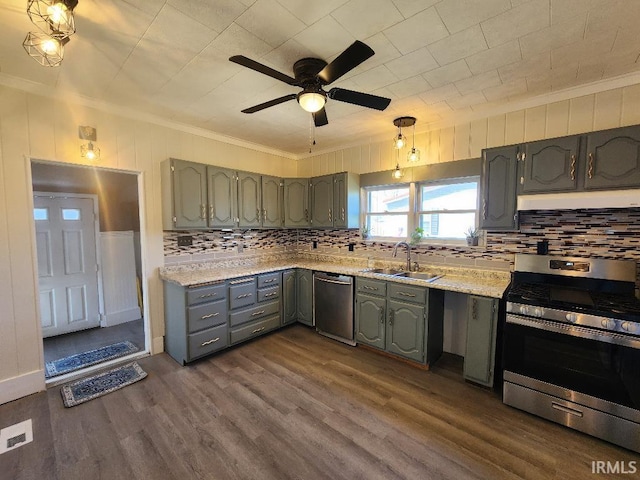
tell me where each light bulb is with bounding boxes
[41,37,58,54]
[392,163,403,179]
[393,133,406,149]
[85,148,96,160]
[407,147,420,162]
[47,3,69,23]
[297,91,326,113]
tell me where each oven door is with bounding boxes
[504,314,640,412]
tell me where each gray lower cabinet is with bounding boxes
[355,277,443,365]
[282,269,297,325]
[229,273,281,345]
[163,281,228,365]
[463,295,498,387]
[296,269,313,326]
[584,125,640,190]
[480,146,518,231]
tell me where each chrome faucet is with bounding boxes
[393,241,412,271]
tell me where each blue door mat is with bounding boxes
[61,362,147,407]
[45,341,139,379]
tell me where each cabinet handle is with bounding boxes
[380,308,384,324]
[588,152,594,179]
[570,154,576,181]
[398,291,416,298]
[328,208,332,222]
[251,326,266,334]
[236,293,253,299]
[209,205,215,220]
[201,312,220,319]
[389,309,394,325]
[362,285,378,291]
[198,293,218,299]
[201,337,220,347]
[230,278,254,285]
[251,310,265,316]
[304,209,309,221]
[264,292,278,297]
[341,207,345,221]
[200,204,206,219]
[263,279,276,284]
[263,209,267,222]
[482,199,487,220]
[256,208,260,221]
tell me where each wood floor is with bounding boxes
[1,325,637,480]
[43,319,145,363]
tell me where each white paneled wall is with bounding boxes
[298,84,640,176]
[0,85,295,404]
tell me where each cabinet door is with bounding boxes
[355,293,385,349]
[172,159,207,228]
[480,146,518,231]
[521,137,579,193]
[584,126,640,190]
[386,299,424,363]
[296,269,313,326]
[282,270,297,325]
[238,172,261,227]
[333,172,361,229]
[261,176,283,228]
[464,295,498,387]
[310,174,334,227]
[207,167,237,228]
[283,178,310,227]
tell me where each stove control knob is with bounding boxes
[506,303,513,313]
[621,322,636,333]
[533,308,544,318]
[565,313,578,323]
[519,306,528,315]
[601,319,616,330]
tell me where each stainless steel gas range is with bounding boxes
[503,254,640,453]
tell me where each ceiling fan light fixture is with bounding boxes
[297,90,326,113]
[23,31,69,67]
[27,0,78,38]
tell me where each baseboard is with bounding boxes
[0,370,45,405]
[101,307,142,327]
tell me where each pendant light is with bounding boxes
[27,0,78,38]
[391,146,404,180]
[23,31,69,67]
[392,116,416,150]
[79,126,100,160]
[407,122,420,162]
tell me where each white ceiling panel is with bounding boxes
[481,0,549,48]
[421,60,472,89]
[383,7,449,55]
[332,0,404,40]
[428,25,488,66]
[435,0,511,34]
[235,0,305,48]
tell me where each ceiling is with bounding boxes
[1,0,639,157]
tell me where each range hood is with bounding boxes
[517,189,640,211]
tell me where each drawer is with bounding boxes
[258,272,281,288]
[388,282,426,304]
[229,278,256,310]
[258,286,280,303]
[187,299,227,333]
[356,277,386,296]
[186,283,226,306]
[188,324,228,360]
[229,300,279,327]
[230,314,280,345]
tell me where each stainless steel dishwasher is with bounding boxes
[313,272,355,346]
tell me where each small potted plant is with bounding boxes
[410,227,424,245]
[465,226,480,246]
[360,225,370,240]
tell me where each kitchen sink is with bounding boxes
[362,267,405,275]
[396,272,443,282]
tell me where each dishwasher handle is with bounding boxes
[315,276,352,286]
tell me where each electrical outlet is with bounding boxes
[177,235,193,247]
[0,419,33,454]
[348,243,355,252]
[312,241,318,249]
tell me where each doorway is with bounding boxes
[30,160,148,382]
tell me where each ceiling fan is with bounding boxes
[229,41,391,127]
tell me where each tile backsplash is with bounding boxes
[164,208,640,281]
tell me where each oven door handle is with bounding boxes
[506,314,640,350]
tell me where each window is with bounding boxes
[33,208,48,220]
[61,208,81,220]
[364,177,479,242]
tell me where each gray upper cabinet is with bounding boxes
[237,171,261,227]
[584,125,640,190]
[463,295,498,387]
[310,174,333,228]
[480,146,518,231]
[162,158,208,229]
[261,176,283,228]
[521,136,580,193]
[283,178,310,227]
[207,166,238,228]
[333,172,360,229]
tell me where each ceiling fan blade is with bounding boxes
[328,88,391,111]
[241,94,297,113]
[229,55,298,86]
[317,41,375,85]
[313,108,328,127]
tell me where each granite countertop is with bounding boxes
[160,255,511,299]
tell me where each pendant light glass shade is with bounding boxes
[407,147,420,162]
[27,0,78,38]
[392,132,406,149]
[297,90,326,113]
[81,141,100,160]
[23,31,68,67]
[391,162,404,179]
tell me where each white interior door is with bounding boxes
[34,194,101,338]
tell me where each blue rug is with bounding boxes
[45,341,139,379]
[61,362,147,407]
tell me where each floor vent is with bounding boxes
[0,419,33,454]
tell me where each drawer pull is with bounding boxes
[263,278,276,283]
[198,293,218,298]
[264,292,278,297]
[230,278,254,285]
[251,310,265,317]
[551,402,583,417]
[236,293,253,299]
[201,337,220,347]
[251,326,266,334]
[397,291,416,298]
[362,285,378,291]
[201,312,219,320]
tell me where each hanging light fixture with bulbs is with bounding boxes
[79,125,100,161]
[407,120,421,162]
[391,117,417,179]
[23,0,79,67]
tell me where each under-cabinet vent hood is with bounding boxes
[517,189,640,211]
